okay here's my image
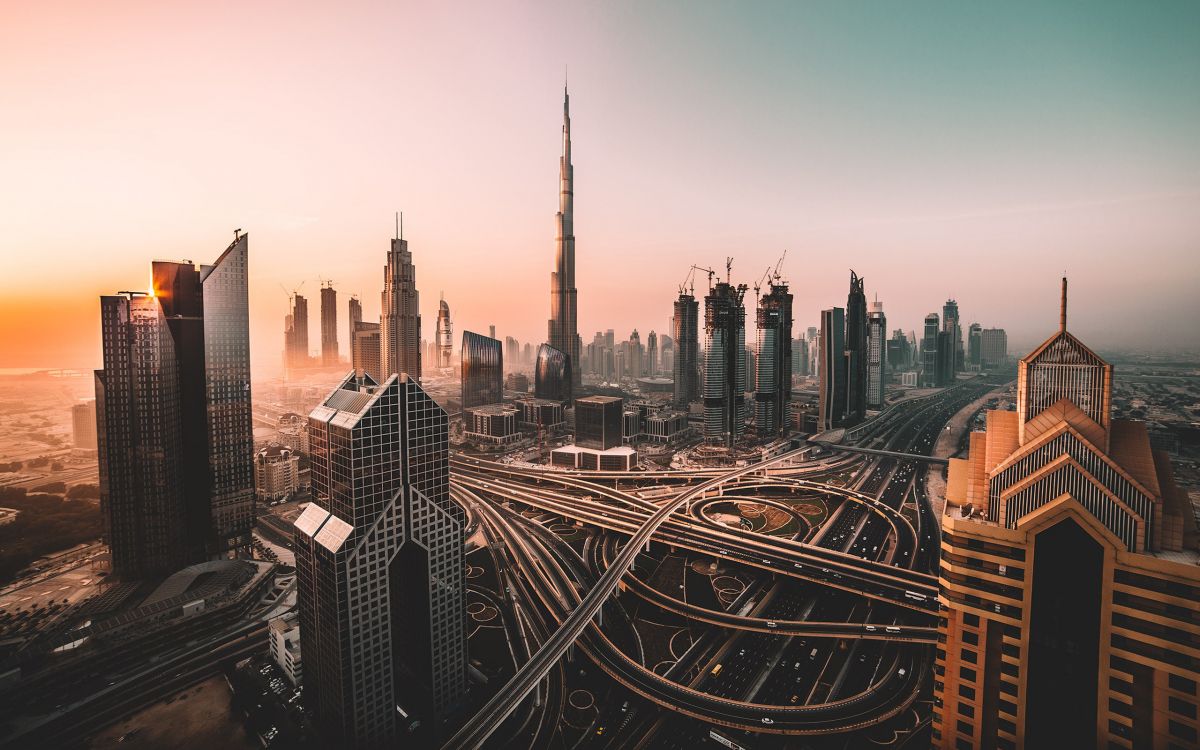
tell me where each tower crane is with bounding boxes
[771,249,788,283]
[690,265,717,292]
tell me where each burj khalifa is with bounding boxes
[547,86,582,395]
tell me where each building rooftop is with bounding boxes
[466,403,519,416]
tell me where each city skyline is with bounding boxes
[4,3,1200,372]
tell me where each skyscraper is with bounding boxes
[352,321,381,383]
[435,297,452,370]
[844,271,867,425]
[673,291,700,407]
[505,336,520,371]
[534,343,571,403]
[936,330,953,386]
[97,234,254,576]
[97,291,189,578]
[967,322,982,369]
[817,307,846,431]
[547,86,582,392]
[296,373,466,747]
[575,395,623,450]
[347,294,362,353]
[320,283,338,366]
[461,331,503,409]
[381,218,421,381]
[943,297,963,373]
[866,298,886,409]
[935,279,1199,750]
[629,329,643,378]
[921,312,940,387]
[72,399,97,451]
[981,328,1008,369]
[755,281,793,437]
[703,281,747,447]
[284,292,309,373]
[647,330,658,376]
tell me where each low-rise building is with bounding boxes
[550,444,638,471]
[268,612,303,686]
[514,397,566,431]
[464,404,521,445]
[254,445,300,503]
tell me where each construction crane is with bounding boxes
[752,266,772,304]
[771,249,788,283]
[279,280,305,304]
[725,257,734,285]
[678,266,697,296]
[319,277,335,290]
[690,264,717,292]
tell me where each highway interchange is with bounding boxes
[445,379,1000,749]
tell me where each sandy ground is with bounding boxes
[87,675,256,750]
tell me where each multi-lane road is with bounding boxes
[447,379,999,748]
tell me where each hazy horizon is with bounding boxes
[3,1,1199,375]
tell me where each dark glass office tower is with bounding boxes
[755,282,793,436]
[96,293,190,578]
[817,307,846,430]
[97,235,254,573]
[703,281,747,447]
[921,312,940,387]
[673,292,699,407]
[295,373,466,748]
[943,297,963,373]
[844,271,867,425]
[320,283,338,365]
[461,331,503,409]
[535,343,571,403]
[575,395,623,450]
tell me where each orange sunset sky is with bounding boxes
[2,1,1199,375]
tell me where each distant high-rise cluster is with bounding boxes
[936,279,1199,749]
[96,234,254,578]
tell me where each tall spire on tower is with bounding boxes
[548,78,581,396]
[1060,276,1068,331]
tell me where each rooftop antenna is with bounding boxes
[1060,275,1068,331]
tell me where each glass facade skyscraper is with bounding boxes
[96,234,254,576]
[703,281,747,447]
[461,330,503,409]
[754,282,793,437]
[673,292,699,408]
[535,343,571,404]
[295,372,465,747]
[817,307,846,431]
[844,271,867,425]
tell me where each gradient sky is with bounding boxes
[2,1,1199,373]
